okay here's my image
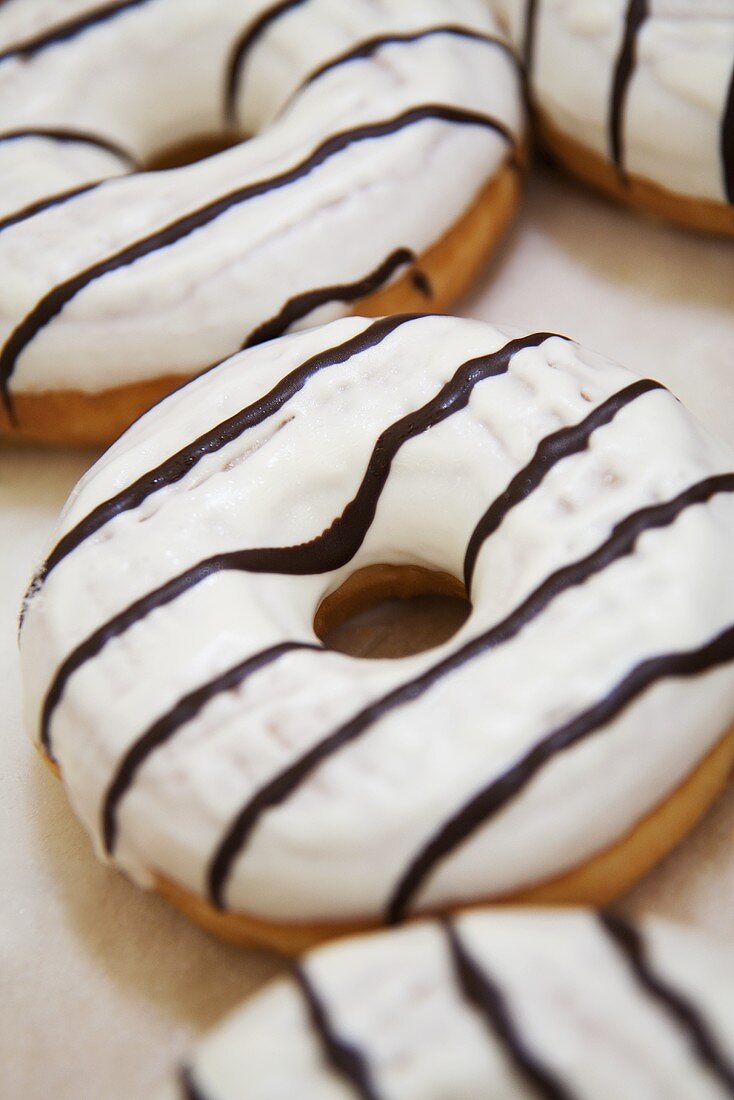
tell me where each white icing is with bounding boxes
[493,0,734,202]
[19,315,734,924]
[156,910,734,1099]
[0,0,522,396]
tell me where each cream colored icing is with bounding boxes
[493,0,734,202]
[19,315,734,924]
[157,909,734,1099]
[0,0,522,399]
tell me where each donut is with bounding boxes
[492,0,734,236]
[160,909,734,1100]
[0,0,525,446]
[20,314,734,952]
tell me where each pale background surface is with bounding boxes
[2,164,734,1099]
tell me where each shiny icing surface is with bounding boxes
[19,314,734,925]
[160,909,734,1099]
[0,0,522,412]
[493,0,734,203]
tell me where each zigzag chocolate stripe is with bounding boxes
[445,921,573,1100]
[206,474,734,912]
[0,0,153,66]
[38,331,554,759]
[242,248,417,349]
[0,104,516,421]
[0,127,136,167]
[600,914,734,1094]
[0,182,99,236]
[294,966,384,1100]
[31,315,419,595]
[608,0,649,174]
[225,0,311,126]
[722,60,734,204]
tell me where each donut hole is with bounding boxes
[144,133,244,171]
[314,565,471,660]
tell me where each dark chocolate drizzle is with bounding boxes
[225,0,310,127]
[0,127,136,167]
[178,1065,209,1100]
[463,377,662,591]
[33,315,419,596]
[609,0,649,174]
[102,640,320,855]
[0,103,515,421]
[242,248,416,349]
[0,182,99,236]
[39,330,553,760]
[293,965,383,1100]
[523,0,539,78]
[0,0,153,66]
[600,914,734,1094]
[445,921,574,1100]
[411,270,433,299]
[208,473,734,913]
[721,59,734,204]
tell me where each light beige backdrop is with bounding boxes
[3,165,734,1099]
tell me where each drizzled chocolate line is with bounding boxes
[39,330,553,761]
[722,60,734,204]
[600,914,734,1093]
[445,921,573,1100]
[0,127,136,167]
[208,473,734,912]
[293,966,383,1100]
[389,607,734,924]
[0,103,515,420]
[463,377,663,591]
[225,0,310,127]
[609,0,649,174]
[102,640,320,855]
[242,248,416,349]
[178,1065,209,1100]
[523,0,539,77]
[0,0,152,66]
[0,182,98,236]
[34,315,419,594]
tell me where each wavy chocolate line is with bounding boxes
[722,60,734,204]
[0,127,136,167]
[39,331,553,760]
[293,966,383,1100]
[207,474,734,912]
[445,921,574,1099]
[463,377,663,591]
[33,315,419,596]
[600,914,734,1093]
[0,182,99,235]
[0,0,152,66]
[609,0,649,174]
[102,640,320,855]
[242,248,416,349]
[0,103,515,421]
[225,0,310,127]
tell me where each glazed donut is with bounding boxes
[0,0,524,446]
[492,0,734,236]
[21,314,734,951]
[160,910,734,1100]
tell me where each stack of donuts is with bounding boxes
[4,1,734,1097]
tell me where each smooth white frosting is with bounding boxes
[0,0,522,397]
[157,909,734,1099]
[493,0,734,202]
[20,315,734,924]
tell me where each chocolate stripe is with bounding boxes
[208,474,734,912]
[721,59,734,204]
[0,103,515,421]
[600,914,734,1093]
[0,127,136,167]
[33,315,419,594]
[225,0,310,126]
[463,378,663,591]
[178,1066,209,1100]
[293,966,383,1100]
[445,921,574,1100]
[609,0,649,173]
[242,248,416,349]
[39,331,554,760]
[0,182,99,235]
[0,0,153,65]
[102,641,320,855]
[523,0,539,77]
